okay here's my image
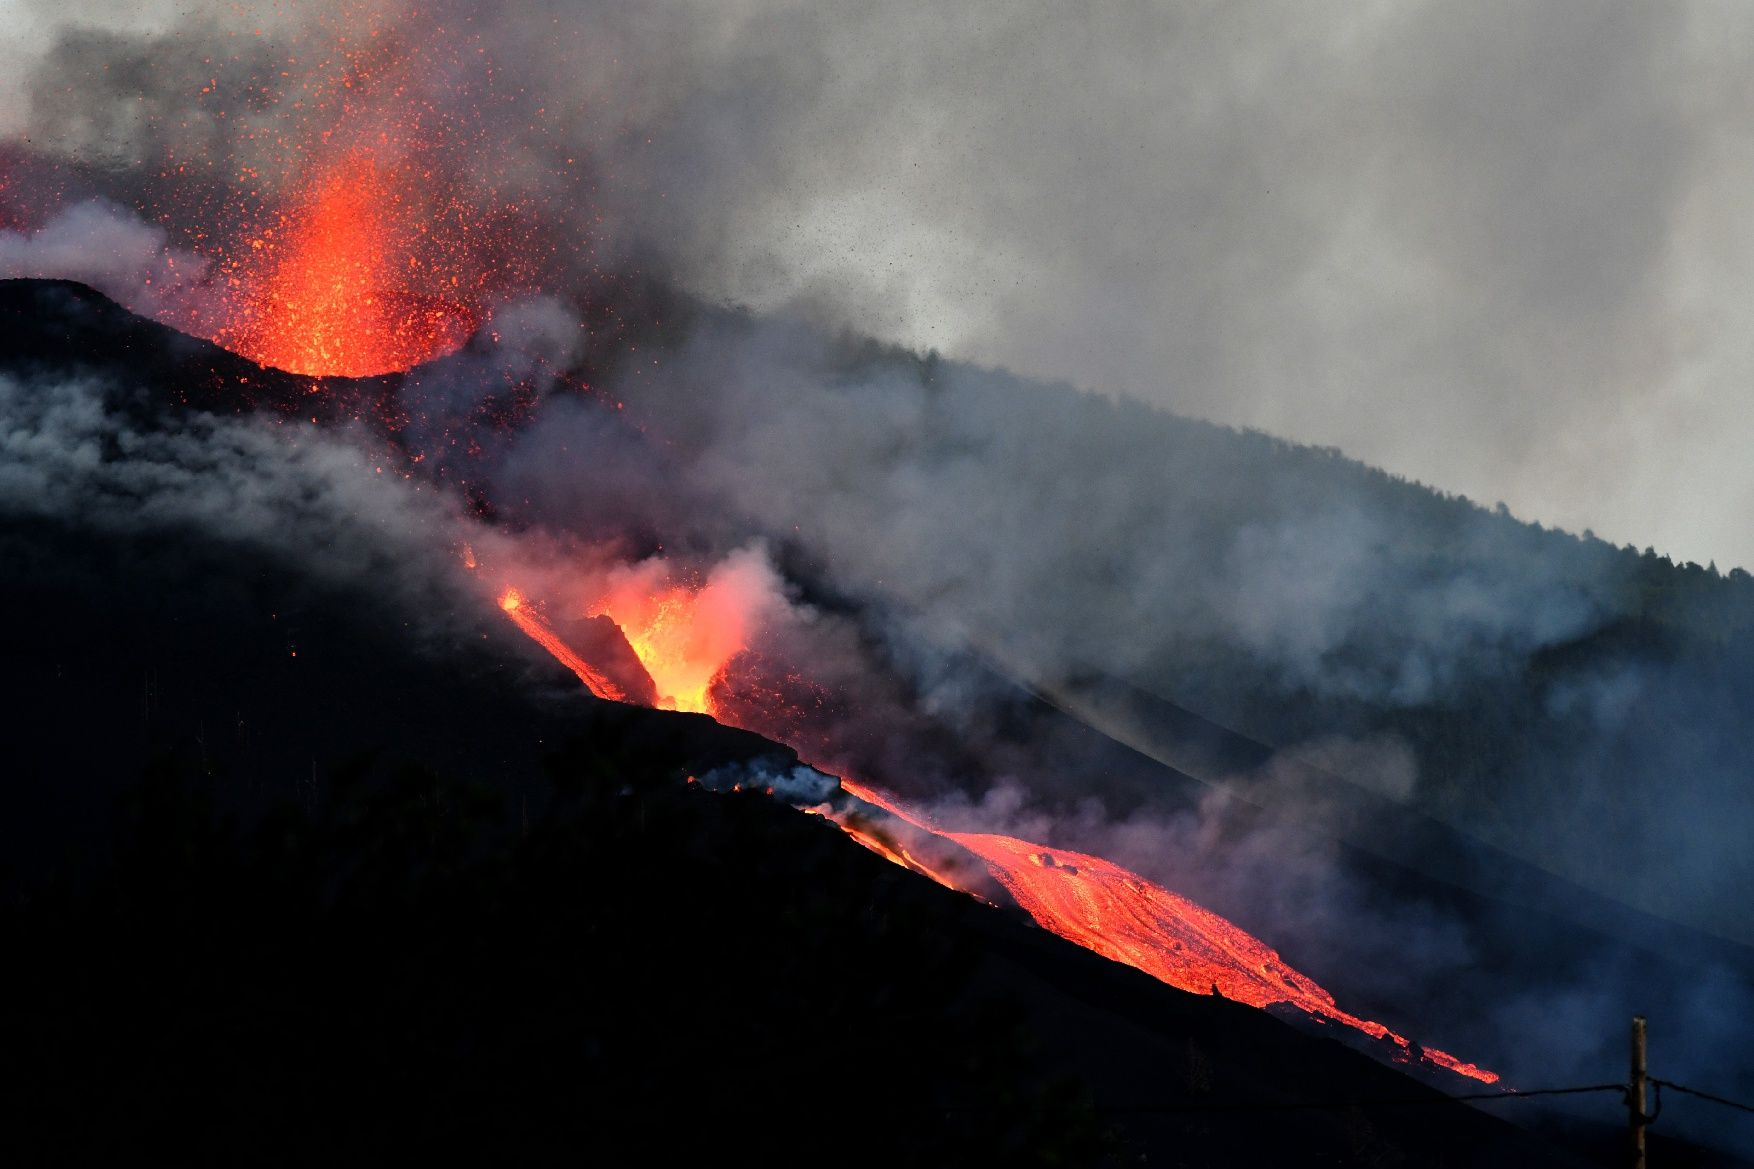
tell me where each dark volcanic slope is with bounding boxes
[0,278,1592,1166]
[599,296,1754,950]
[0,277,332,419]
[0,481,1579,1168]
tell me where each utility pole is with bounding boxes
[1631,1015,1649,1169]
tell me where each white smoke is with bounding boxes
[14,1,1754,572]
[0,371,528,651]
[0,201,217,325]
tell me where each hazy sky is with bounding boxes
[9,0,1754,569]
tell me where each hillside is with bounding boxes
[590,305,1754,946]
[5,277,1752,1162]
[0,310,1576,1163]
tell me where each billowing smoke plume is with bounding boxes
[7,3,1754,1156]
[0,370,521,638]
[489,304,1754,952]
[0,201,217,323]
[11,0,1754,569]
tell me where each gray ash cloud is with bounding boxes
[8,4,1754,1153]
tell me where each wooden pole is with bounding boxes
[1631,1015,1648,1169]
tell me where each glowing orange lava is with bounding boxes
[491,575,1497,1085]
[951,833,1497,1083]
[811,810,970,892]
[843,780,1498,1084]
[589,578,755,715]
[216,154,474,377]
[493,564,758,715]
[498,588,629,703]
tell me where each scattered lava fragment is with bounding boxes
[216,153,477,377]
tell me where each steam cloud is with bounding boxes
[0,201,216,324]
[0,366,573,689]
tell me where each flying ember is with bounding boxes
[215,153,476,377]
[121,12,549,378]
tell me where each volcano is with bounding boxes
[11,277,1754,1164]
[12,6,1754,1162]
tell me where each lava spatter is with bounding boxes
[216,153,476,377]
[134,12,554,378]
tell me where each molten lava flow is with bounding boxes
[950,833,1498,1083]
[497,588,629,703]
[811,810,971,892]
[216,155,475,377]
[489,567,1497,1084]
[842,780,1498,1084]
[589,565,765,715]
[493,565,758,715]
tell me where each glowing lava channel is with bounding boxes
[587,558,770,715]
[814,810,972,893]
[492,574,1497,1085]
[498,588,629,703]
[960,833,1495,1081]
[844,780,1498,1084]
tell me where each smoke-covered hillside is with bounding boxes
[447,296,1754,950]
[5,7,1753,950]
[8,4,1754,1161]
[0,279,1613,1168]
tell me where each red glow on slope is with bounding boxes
[842,780,1498,1084]
[950,833,1498,1084]
[497,588,629,703]
[489,572,1496,1084]
[492,561,763,715]
[492,582,1498,1082]
[810,809,972,892]
[215,154,475,377]
[492,580,1497,1082]
[589,568,764,715]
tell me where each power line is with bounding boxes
[1083,1082,1629,1114]
[1088,1076,1754,1122]
[940,1074,1754,1126]
[940,1013,1754,1137]
[1654,1079,1754,1118]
